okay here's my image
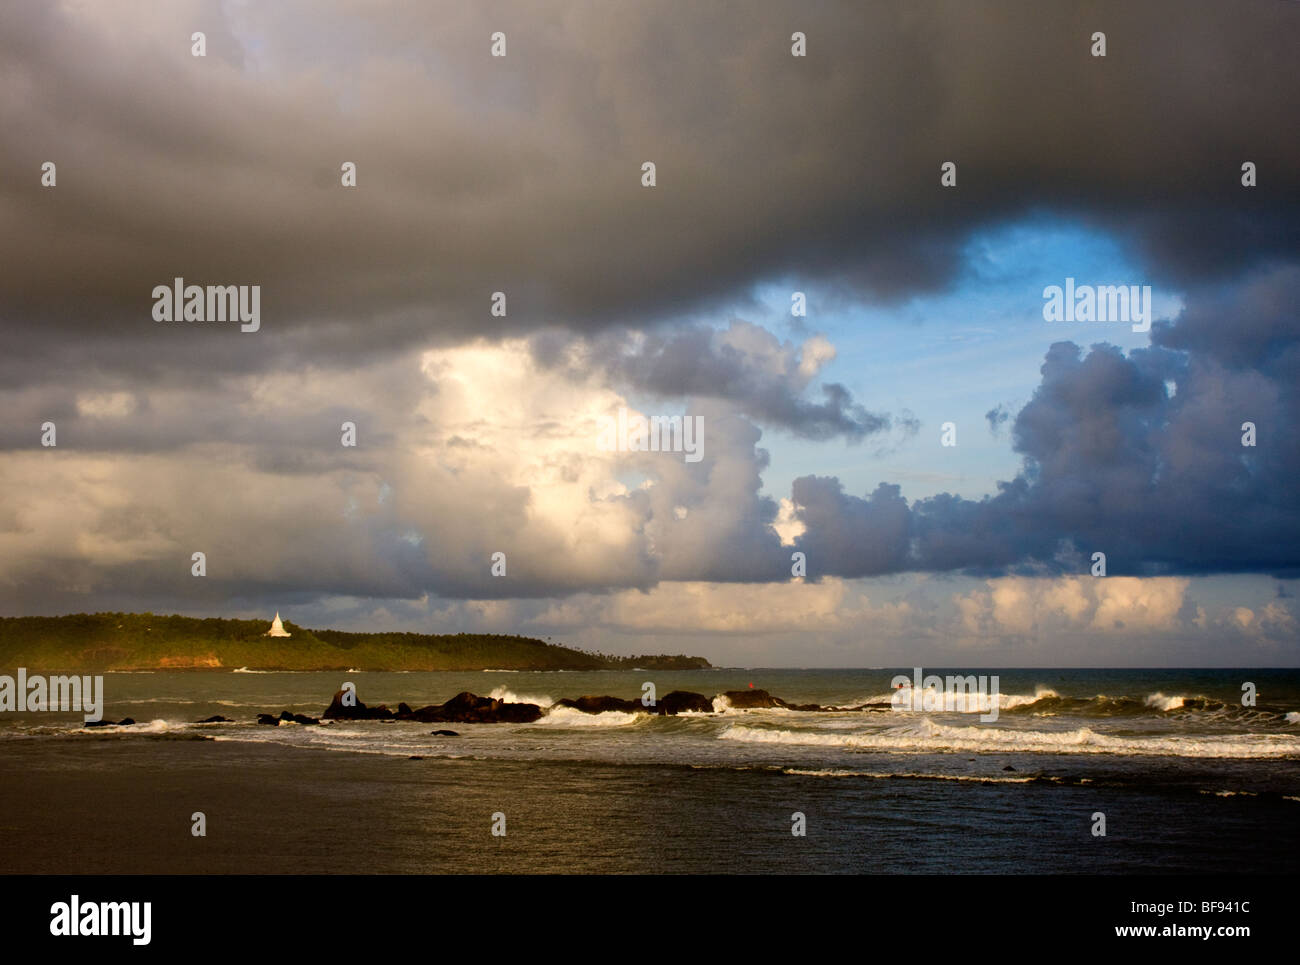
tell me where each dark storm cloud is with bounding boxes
[792,265,1300,578]
[0,0,1297,390]
[1,0,1299,618]
[529,322,896,442]
[1152,264,1300,374]
[2,265,1296,616]
[790,479,912,577]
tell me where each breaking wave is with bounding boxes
[536,707,645,727]
[718,718,1300,759]
[77,718,173,735]
[782,768,1039,784]
[487,686,554,706]
[881,686,1060,714]
[866,689,1282,722]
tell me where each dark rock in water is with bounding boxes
[404,691,543,724]
[553,695,644,714]
[716,689,825,711]
[446,691,542,724]
[322,689,396,720]
[720,689,789,710]
[196,715,232,723]
[1002,764,1016,772]
[276,711,321,726]
[431,729,459,736]
[656,691,714,715]
[257,713,280,726]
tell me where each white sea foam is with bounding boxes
[708,694,797,715]
[537,706,644,727]
[130,697,198,704]
[487,686,553,706]
[718,718,1300,758]
[885,686,1058,713]
[216,726,370,742]
[1006,688,1060,709]
[842,694,897,707]
[783,768,1037,783]
[79,718,172,735]
[1144,692,1187,712]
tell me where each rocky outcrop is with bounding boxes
[323,688,541,723]
[552,691,716,716]
[279,711,321,726]
[720,689,788,709]
[715,689,826,712]
[322,689,395,720]
[655,691,714,715]
[553,695,645,714]
[403,691,543,724]
[257,710,322,725]
[306,686,847,726]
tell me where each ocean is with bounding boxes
[1,668,1297,874]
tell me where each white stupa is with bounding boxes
[265,612,292,638]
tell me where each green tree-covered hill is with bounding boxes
[0,613,711,672]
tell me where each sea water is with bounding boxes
[0,668,1296,873]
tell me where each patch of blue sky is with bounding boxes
[746,216,1185,504]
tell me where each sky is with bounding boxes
[1,0,1298,666]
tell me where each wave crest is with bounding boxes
[718,718,1300,758]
